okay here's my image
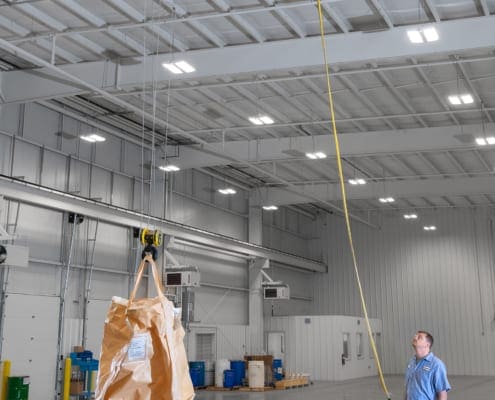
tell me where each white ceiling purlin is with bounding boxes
[159,0,225,48]
[3,16,495,104]
[263,0,306,38]
[445,151,470,176]
[409,58,461,126]
[367,0,394,29]
[320,2,352,33]
[370,63,428,128]
[336,74,397,130]
[478,0,490,16]
[211,0,265,43]
[263,175,495,206]
[421,0,441,22]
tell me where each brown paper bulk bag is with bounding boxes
[95,255,195,400]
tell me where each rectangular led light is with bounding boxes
[448,95,461,105]
[423,27,438,42]
[356,178,366,185]
[263,205,278,211]
[80,134,105,142]
[306,153,317,159]
[314,152,327,159]
[460,94,474,104]
[486,137,495,145]
[175,61,195,73]
[407,30,423,43]
[476,137,487,146]
[159,165,180,172]
[349,179,357,185]
[162,63,183,74]
[218,188,236,195]
[259,116,274,124]
[249,117,263,125]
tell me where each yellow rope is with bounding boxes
[315,1,391,398]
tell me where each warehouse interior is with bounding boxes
[0,0,495,399]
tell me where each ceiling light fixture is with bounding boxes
[423,225,437,231]
[448,94,474,105]
[262,205,278,211]
[162,61,195,74]
[249,115,274,125]
[306,152,327,160]
[407,26,439,43]
[80,134,106,143]
[349,178,366,185]
[404,214,418,219]
[159,165,180,172]
[379,197,395,203]
[475,137,495,146]
[218,188,237,195]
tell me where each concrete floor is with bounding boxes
[195,375,495,400]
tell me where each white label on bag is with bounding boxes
[128,333,148,361]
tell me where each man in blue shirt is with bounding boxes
[405,331,451,400]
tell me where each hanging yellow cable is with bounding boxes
[315,1,391,398]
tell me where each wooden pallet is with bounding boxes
[274,376,309,390]
[239,386,274,392]
[205,386,239,391]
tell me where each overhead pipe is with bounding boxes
[0,38,375,228]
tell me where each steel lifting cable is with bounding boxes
[315,1,391,398]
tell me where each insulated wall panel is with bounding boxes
[12,140,40,183]
[41,149,67,191]
[23,103,59,148]
[0,104,21,135]
[0,133,11,174]
[311,208,495,375]
[2,294,59,400]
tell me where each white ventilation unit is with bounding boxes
[263,284,290,300]
[165,266,200,287]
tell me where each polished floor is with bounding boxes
[195,375,495,400]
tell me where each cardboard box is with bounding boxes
[73,346,84,353]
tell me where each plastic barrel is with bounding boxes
[273,359,283,381]
[189,361,205,387]
[204,360,215,387]
[230,360,245,386]
[189,367,202,388]
[223,370,235,388]
[6,376,29,400]
[248,361,264,388]
[215,359,230,387]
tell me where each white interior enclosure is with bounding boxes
[266,315,382,381]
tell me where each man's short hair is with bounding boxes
[418,330,434,347]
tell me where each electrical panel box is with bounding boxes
[263,285,290,300]
[165,266,200,287]
[0,244,29,268]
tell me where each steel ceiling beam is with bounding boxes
[0,176,326,272]
[262,175,495,206]
[2,16,495,104]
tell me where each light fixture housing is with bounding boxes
[263,205,278,211]
[80,134,106,143]
[407,27,439,43]
[306,152,327,160]
[162,61,195,74]
[423,225,437,231]
[249,115,274,125]
[379,197,395,203]
[448,94,474,105]
[349,178,366,185]
[159,165,180,172]
[475,136,495,146]
[404,214,418,219]
[218,188,237,195]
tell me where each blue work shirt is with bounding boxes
[405,352,451,400]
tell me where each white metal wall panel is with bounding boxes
[123,142,149,177]
[7,261,59,296]
[112,173,132,209]
[85,299,113,358]
[91,222,129,271]
[0,104,21,135]
[12,140,40,183]
[68,158,90,197]
[23,103,59,149]
[15,203,62,261]
[2,293,59,400]
[0,133,12,174]
[194,286,247,325]
[90,166,111,203]
[41,149,67,191]
[311,208,495,375]
[186,325,248,360]
[60,115,81,156]
[170,194,246,241]
[94,135,121,170]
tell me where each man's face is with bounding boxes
[412,332,430,352]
